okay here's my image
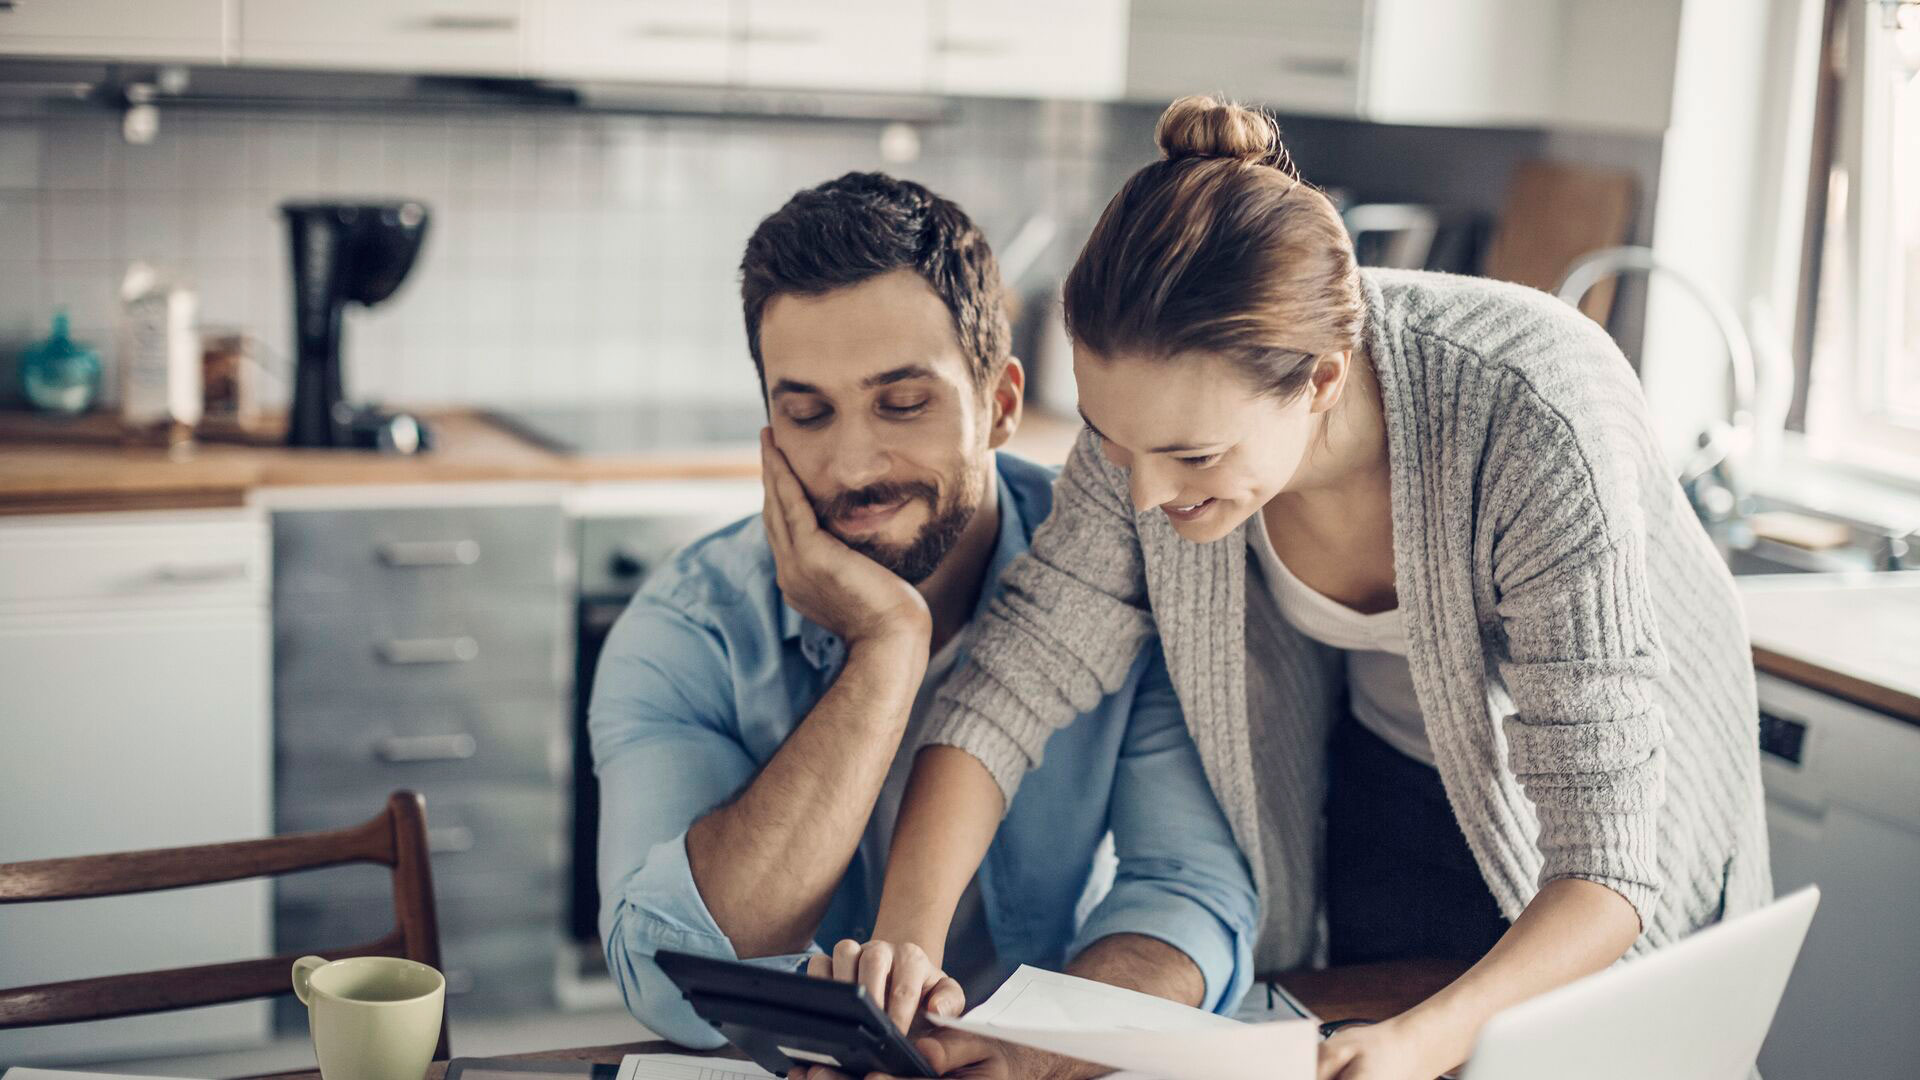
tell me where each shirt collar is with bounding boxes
[780,455,1029,671]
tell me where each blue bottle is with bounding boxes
[19,310,102,416]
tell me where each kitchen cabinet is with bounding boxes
[0,0,229,63]
[1755,671,1920,1078]
[237,0,527,75]
[1126,0,1681,134]
[931,0,1128,101]
[532,0,738,85]
[269,498,570,1022]
[0,509,272,1065]
[740,0,931,93]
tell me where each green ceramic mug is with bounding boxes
[292,955,445,1080]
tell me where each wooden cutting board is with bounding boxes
[1483,159,1638,322]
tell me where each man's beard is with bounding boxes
[815,468,984,585]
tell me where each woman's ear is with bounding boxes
[1307,351,1352,413]
[987,357,1026,449]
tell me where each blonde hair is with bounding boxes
[1063,96,1363,398]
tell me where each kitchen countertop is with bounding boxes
[0,408,1085,515]
[1740,572,1920,726]
[20,411,1908,728]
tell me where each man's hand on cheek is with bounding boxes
[760,429,931,650]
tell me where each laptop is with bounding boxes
[1464,885,1820,1080]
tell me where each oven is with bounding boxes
[558,482,761,1004]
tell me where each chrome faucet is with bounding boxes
[1555,245,1762,523]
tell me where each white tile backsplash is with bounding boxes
[2,100,1125,408]
[0,128,43,190]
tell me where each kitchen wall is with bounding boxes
[0,97,1656,411]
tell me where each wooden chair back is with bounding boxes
[0,791,451,1059]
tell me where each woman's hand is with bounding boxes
[807,938,965,1036]
[760,429,932,650]
[1316,1015,1463,1080]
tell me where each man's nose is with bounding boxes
[824,418,892,493]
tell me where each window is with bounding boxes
[1800,0,1920,474]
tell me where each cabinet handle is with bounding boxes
[742,27,821,45]
[378,636,479,665]
[633,22,731,41]
[0,3,20,13]
[153,560,252,583]
[420,14,519,32]
[377,539,480,568]
[427,826,476,853]
[933,37,1011,57]
[376,733,477,763]
[1278,56,1352,78]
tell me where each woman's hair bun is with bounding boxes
[1154,95,1288,169]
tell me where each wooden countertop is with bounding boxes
[0,409,1085,516]
[1740,573,1920,727]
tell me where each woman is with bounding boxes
[853,97,1770,1080]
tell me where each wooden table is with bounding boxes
[259,960,1466,1080]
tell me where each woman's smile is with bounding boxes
[1161,497,1217,522]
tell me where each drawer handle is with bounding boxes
[419,14,518,32]
[378,636,479,665]
[428,826,475,854]
[378,539,480,568]
[153,560,252,583]
[633,22,730,41]
[376,733,477,763]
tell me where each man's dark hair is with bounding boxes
[740,172,1010,390]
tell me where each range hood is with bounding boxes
[0,58,954,125]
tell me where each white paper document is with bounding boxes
[617,1054,775,1080]
[932,965,1317,1080]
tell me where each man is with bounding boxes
[590,172,1256,1078]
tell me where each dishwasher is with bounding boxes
[1755,671,1920,1079]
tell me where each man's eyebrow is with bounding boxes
[862,364,939,389]
[769,378,819,398]
[1077,406,1215,454]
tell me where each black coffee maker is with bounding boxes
[283,201,432,449]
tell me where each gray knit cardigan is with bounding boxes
[926,268,1772,972]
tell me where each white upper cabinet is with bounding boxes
[1128,0,1367,118]
[932,0,1128,101]
[0,0,229,62]
[531,0,738,85]
[1127,0,1681,134]
[237,0,528,75]
[740,0,931,93]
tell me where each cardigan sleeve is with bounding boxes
[924,428,1158,804]
[1486,373,1671,929]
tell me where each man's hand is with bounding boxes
[761,429,931,649]
[806,939,965,1037]
[786,1029,1088,1080]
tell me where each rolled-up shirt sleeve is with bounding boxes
[1068,647,1258,1015]
[589,583,816,1047]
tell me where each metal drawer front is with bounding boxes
[274,597,566,699]
[275,784,563,905]
[273,505,566,599]
[274,894,559,1021]
[277,698,563,792]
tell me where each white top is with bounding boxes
[1249,509,1435,766]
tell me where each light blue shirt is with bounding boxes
[589,452,1258,1047]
